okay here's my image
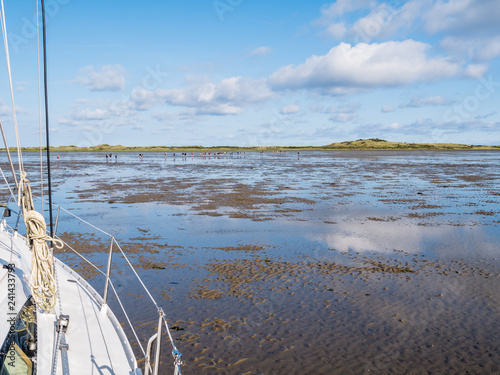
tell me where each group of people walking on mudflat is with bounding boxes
[105,153,118,162]
[100,150,301,162]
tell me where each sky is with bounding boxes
[0,0,499,147]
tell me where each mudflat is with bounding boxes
[3,150,500,374]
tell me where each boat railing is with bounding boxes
[1,195,183,375]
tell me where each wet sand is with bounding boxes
[2,150,500,374]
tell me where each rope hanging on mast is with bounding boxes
[19,172,63,311]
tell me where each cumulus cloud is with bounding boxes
[381,105,395,113]
[128,88,158,111]
[424,0,500,35]
[328,103,361,122]
[155,77,273,115]
[16,82,28,92]
[280,104,300,114]
[269,40,463,94]
[247,46,272,57]
[324,22,347,39]
[74,64,126,91]
[0,99,28,117]
[401,96,453,108]
[357,118,500,141]
[0,99,9,116]
[310,102,361,122]
[441,36,500,62]
[314,0,500,41]
[59,107,110,125]
[57,95,138,127]
[462,64,488,78]
[313,0,424,42]
[312,0,375,28]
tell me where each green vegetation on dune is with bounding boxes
[5,139,500,152]
[321,138,500,150]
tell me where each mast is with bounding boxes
[41,0,54,238]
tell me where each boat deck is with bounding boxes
[0,225,140,375]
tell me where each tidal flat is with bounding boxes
[3,150,500,374]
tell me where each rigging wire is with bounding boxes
[0,0,24,176]
[0,2,19,188]
[37,0,44,213]
[0,119,18,187]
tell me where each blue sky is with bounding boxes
[1,0,499,147]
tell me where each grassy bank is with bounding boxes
[321,138,500,150]
[4,139,500,152]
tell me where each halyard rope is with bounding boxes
[19,172,62,311]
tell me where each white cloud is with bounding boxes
[280,104,300,114]
[387,122,401,129]
[441,36,500,62]
[269,40,463,94]
[368,0,424,39]
[310,102,360,122]
[358,118,500,140]
[312,0,375,28]
[401,96,453,108]
[156,77,273,115]
[313,0,500,56]
[324,22,347,39]
[127,76,274,116]
[247,46,272,57]
[381,105,395,113]
[74,65,126,91]
[59,107,110,125]
[462,64,488,78]
[328,103,361,122]
[313,0,425,42]
[15,82,28,92]
[0,99,10,116]
[0,99,28,117]
[128,88,158,110]
[424,0,500,35]
[351,2,396,41]
[74,108,110,120]
[57,96,136,127]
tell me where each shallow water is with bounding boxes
[2,150,500,374]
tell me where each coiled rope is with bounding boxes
[19,172,62,311]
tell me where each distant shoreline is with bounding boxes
[4,139,500,152]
